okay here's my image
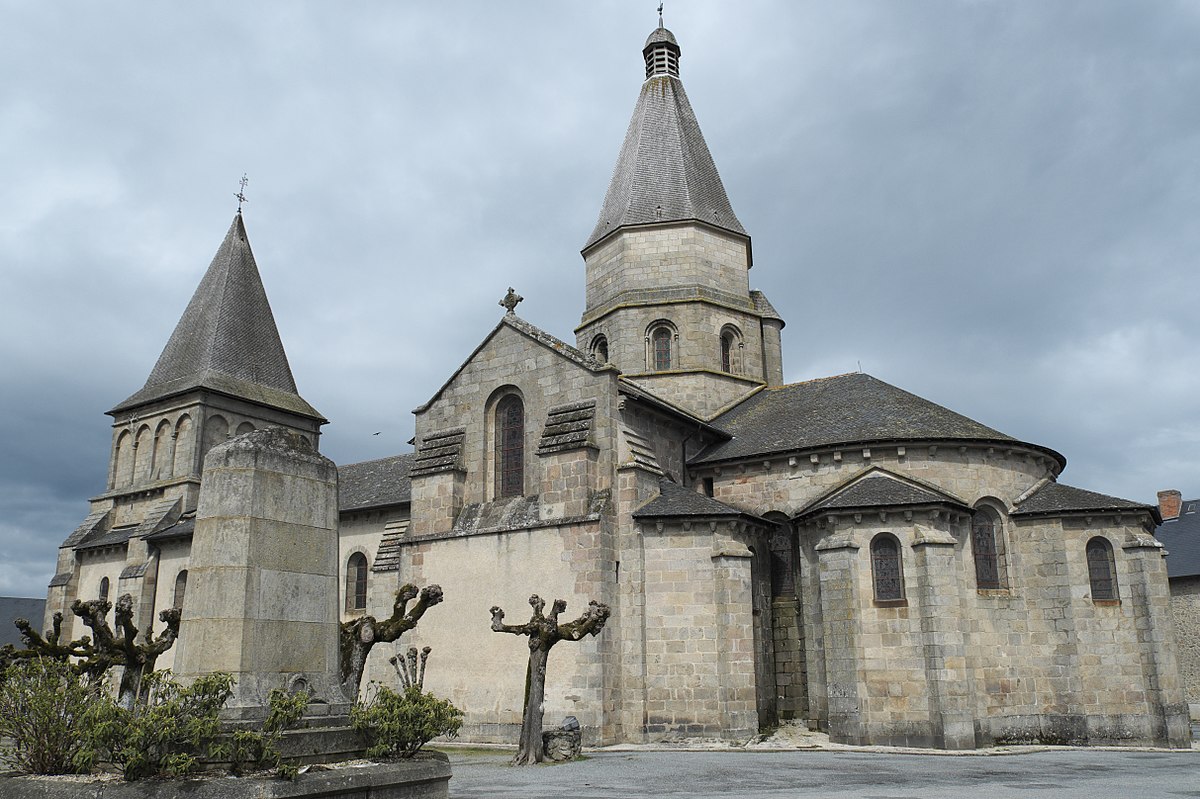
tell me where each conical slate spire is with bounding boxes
[111,214,323,421]
[584,25,746,251]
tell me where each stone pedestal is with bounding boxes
[175,427,345,713]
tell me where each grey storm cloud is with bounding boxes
[1,0,1197,596]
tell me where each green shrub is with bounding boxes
[230,687,310,780]
[89,670,233,781]
[351,684,463,758]
[0,657,102,774]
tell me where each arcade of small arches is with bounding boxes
[109,412,313,491]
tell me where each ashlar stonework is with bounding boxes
[45,20,1189,752]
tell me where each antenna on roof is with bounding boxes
[658,2,664,28]
[235,173,249,214]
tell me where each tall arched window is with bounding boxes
[173,570,188,609]
[99,576,110,603]
[1086,537,1117,601]
[972,508,1006,589]
[871,534,904,601]
[345,553,368,611]
[652,327,672,370]
[721,333,734,372]
[495,395,525,498]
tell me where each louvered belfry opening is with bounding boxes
[643,29,681,78]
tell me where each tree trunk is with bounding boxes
[513,645,550,765]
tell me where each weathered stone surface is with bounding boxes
[0,755,451,799]
[175,427,344,710]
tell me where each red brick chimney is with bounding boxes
[1157,489,1182,520]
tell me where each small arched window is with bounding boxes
[173,570,188,609]
[591,335,609,363]
[972,508,1006,590]
[1086,537,1117,601]
[345,553,368,611]
[652,327,673,371]
[495,395,525,498]
[871,534,904,601]
[99,576,110,603]
[721,333,734,372]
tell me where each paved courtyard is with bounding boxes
[444,747,1200,799]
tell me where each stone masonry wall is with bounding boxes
[413,324,617,513]
[383,521,611,745]
[797,505,1188,748]
[1170,576,1200,707]
[770,596,808,721]
[582,224,751,315]
[700,445,1054,521]
[636,520,758,740]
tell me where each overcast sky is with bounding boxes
[2,1,1197,598]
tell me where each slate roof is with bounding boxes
[801,472,966,517]
[749,290,784,324]
[633,480,762,521]
[372,519,410,573]
[338,454,414,512]
[538,400,597,455]
[111,214,324,422]
[692,373,1064,466]
[75,524,138,551]
[584,29,746,251]
[143,516,195,543]
[1011,482,1158,521]
[410,429,466,477]
[1156,499,1200,579]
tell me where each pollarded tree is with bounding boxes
[490,595,610,765]
[339,583,443,699]
[4,593,179,708]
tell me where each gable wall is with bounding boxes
[414,325,618,510]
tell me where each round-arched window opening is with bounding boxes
[591,335,609,363]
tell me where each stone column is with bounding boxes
[712,527,758,740]
[911,523,975,749]
[174,427,343,714]
[815,528,865,745]
[1123,531,1191,748]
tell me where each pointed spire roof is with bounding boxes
[111,214,324,421]
[584,24,746,251]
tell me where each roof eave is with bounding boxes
[582,218,752,265]
[691,435,1066,471]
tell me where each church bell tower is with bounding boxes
[576,19,784,419]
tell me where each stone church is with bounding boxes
[46,22,1189,750]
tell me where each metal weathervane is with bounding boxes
[235,173,249,213]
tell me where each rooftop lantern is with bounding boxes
[643,25,680,79]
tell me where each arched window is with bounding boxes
[99,576,110,603]
[972,508,1006,589]
[721,333,734,372]
[871,534,904,601]
[591,335,609,363]
[173,570,188,609]
[767,519,795,598]
[1086,537,1117,601]
[652,327,672,370]
[495,395,524,498]
[236,421,256,436]
[345,553,368,611]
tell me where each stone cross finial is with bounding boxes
[500,287,524,314]
[658,2,664,28]
[235,173,249,214]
